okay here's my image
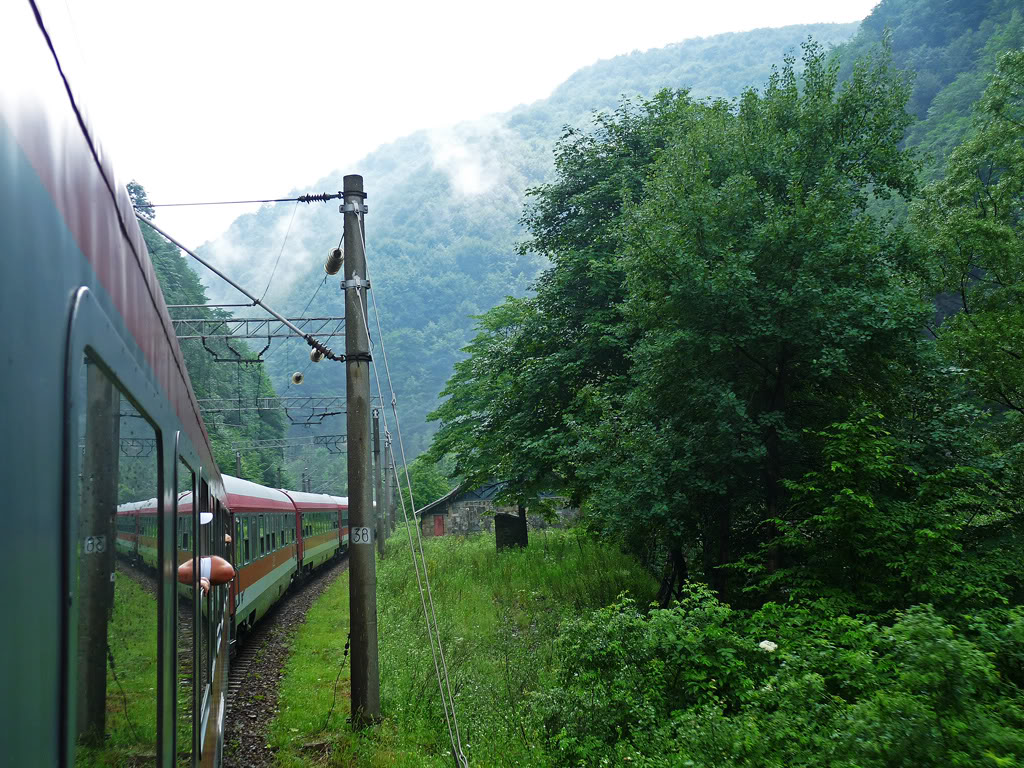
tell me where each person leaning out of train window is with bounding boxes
[176,511,235,593]
[176,555,234,594]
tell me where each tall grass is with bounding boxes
[270,526,657,767]
[75,570,159,767]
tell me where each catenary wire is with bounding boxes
[133,191,344,208]
[135,216,342,364]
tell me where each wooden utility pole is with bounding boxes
[344,174,380,726]
[77,364,119,743]
[235,450,242,478]
[373,410,385,557]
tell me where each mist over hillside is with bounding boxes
[193,21,859,455]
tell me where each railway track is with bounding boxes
[223,555,349,768]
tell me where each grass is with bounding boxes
[75,568,159,767]
[269,526,658,767]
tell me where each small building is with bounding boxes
[416,481,577,538]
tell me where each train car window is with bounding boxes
[259,515,265,557]
[176,456,195,766]
[235,518,242,563]
[72,357,160,763]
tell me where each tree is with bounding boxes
[427,96,690,548]
[618,42,928,599]
[398,455,455,516]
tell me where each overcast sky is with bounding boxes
[62,0,879,248]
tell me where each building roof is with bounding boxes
[415,481,567,521]
[459,481,506,501]
[415,485,461,518]
[415,481,519,518]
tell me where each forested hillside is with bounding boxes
[138,1,1024,762]
[195,21,859,464]
[421,1,1024,761]
[131,183,300,489]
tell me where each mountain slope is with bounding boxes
[197,21,859,455]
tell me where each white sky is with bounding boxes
[62,0,879,248]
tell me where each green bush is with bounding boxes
[533,591,1024,767]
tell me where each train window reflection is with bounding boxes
[176,457,195,764]
[73,357,159,764]
[199,480,211,716]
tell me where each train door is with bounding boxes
[232,515,242,612]
[67,349,161,765]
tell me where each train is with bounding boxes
[1,1,351,765]
[115,476,349,636]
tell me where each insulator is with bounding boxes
[310,347,325,363]
[297,191,342,204]
[324,246,343,276]
[291,371,304,385]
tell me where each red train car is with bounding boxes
[224,475,299,633]
[281,489,345,574]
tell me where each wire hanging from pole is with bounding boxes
[260,202,299,302]
[135,216,344,364]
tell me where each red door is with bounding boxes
[434,514,445,537]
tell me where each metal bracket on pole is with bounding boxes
[340,202,369,214]
[341,277,371,291]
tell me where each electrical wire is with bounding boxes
[260,202,299,302]
[133,192,344,209]
[350,210,470,768]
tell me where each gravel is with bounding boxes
[223,556,349,768]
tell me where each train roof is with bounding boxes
[330,495,350,508]
[222,474,294,513]
[279,489,342,510]
[116,499,158,513]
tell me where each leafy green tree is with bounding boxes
[611,42,927,599]
[398,455,455,515]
